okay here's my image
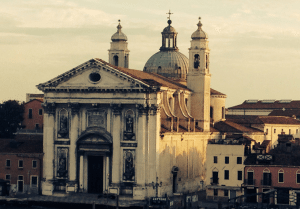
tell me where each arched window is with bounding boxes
[124,55,128,68]
[113,55,119,66]
[262,168,271,186]
[296,170,300,184]
[58,109,69,138]
[278,169,284,183]
[194,54,200,68]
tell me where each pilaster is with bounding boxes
[111,104,122,184]
[41,102,56,195]
[69,103,80,182]
[136,104,148,185]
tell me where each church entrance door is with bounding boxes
[88,156,103,193]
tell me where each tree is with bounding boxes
[0,100,24,138]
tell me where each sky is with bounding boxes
[0,0,300,108]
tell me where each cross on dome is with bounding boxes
[166,10,173,20]
[197,16,203,28]
[166,10,173,25]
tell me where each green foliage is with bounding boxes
[0,100,24,138]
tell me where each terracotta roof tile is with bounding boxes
[0,138,43,154]
[229,100,300,110]
[213,120,262,133]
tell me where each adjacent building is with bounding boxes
[227,100,300,116]
[0,137,43,194]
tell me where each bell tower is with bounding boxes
[108,20,130,68]
[187,18,211,132]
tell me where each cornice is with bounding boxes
[37,59,153,92]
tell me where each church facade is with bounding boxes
[37,17,226,200]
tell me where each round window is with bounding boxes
[89,72,101,82]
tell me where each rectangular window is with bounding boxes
[274,129,276,133]
[6,159,10,167]
[224,170,229,180]
[18,175,23,180]
[238,171,243,180]
[35,124,39,129]
[18,160,23,168]
[39,109,43,115]
[214,156,218,164]
[266,128,268,135]
[31,176,38,185]
[297,173,300,184]
[225,156,229,164]
[224,189,228,197]
[279,173,284,183]
[289,129,291,135]
[32,160,37,168]
[214,189,218,196]
[237,157,242,164]
[28,109,33,119]
[5,174,10,180]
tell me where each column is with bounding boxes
[111,104,122,185]
[69,103,80,181]
[79,154,84,192]
[148,105,160,184]
[41,102,56,195]
[136,104,147,185]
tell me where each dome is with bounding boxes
[191,20,208,39]
[143,51,189,81]
[111,22,127,42]
[163,25,177,33]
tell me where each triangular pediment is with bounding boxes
[37,59,150,92]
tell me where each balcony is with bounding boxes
[261,179,272,186]
[210,177,219,185]
[243,179,256,186]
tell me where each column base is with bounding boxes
[42,181,54,196]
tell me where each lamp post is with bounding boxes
[152,177,162,197]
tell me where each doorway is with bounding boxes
[88,156,103,193]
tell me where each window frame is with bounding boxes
[32,160,37,168]
[5,174,11,183]
[30,175,38,187]
[224,189,228,197]
[224,170,229,180]
[238,171,243,181]
[297,173,300,184]
[214,189,218,196]
[18,160,23,169]
[28,108,33,119]
[278,170,284,183]
[225,156,229,164]
[38,109,43,115]
[6,159,11,167]
[237,157,242,164]
[214,156,218,164]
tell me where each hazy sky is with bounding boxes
[1,0,300,107]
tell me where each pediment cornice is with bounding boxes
[37,59,153,92]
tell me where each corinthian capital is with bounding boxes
[42,102,56,115]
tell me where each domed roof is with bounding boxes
[162,20,177,33]
[143,51,189,81]
[111,21,127,42]
[191,19,208,39]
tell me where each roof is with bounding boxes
[226,115,300,125]
[24,99,43,105]
[143,51,189,81]
[0,138,43,154]
[98,59,190,91]
[37,58,190,92]
[269,109,300,118]
[228,100,300,110]
[213,120,262,133]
